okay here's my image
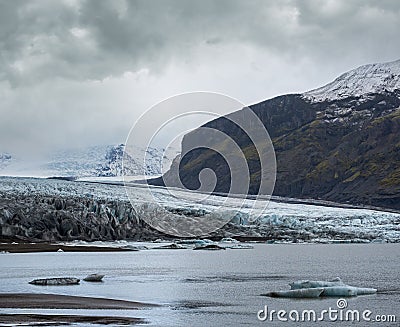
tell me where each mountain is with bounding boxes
[0,144,178,178]
[150,59,400,210]
[304,59,400,101]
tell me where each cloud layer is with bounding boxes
[1,0,399,155]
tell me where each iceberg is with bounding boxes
[29,277,80,286]
[83,273,105,282]
[290,278,376,296]
[265,278,377,298]
[177,239,210,246]
[320,286,357,297]
[350,287,377,295]
[154,243,187,249]
[219,238,239,243]
[290,277,344,289]
[321,286,376,297]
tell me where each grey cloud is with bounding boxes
[0,0,399,157]
[1,0,399,86]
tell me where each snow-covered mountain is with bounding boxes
[304,59,400,102]
[157,59,400,210]
[0,144,179,178]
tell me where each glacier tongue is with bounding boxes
[0,177,399,242]
[303,59,400,102]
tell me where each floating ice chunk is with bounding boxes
[289,278,377,297]
[29,277,80,285]
[83,273,105,282]
[351,287,377,295]
[154,243,187,249]
[177,239,213,247]
[321,286,376,296]
[321,286,357,297]
[290,277,344,290]
[220,238,239,243]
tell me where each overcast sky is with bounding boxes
[1,0,399,157]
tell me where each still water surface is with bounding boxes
[0,244,398,326]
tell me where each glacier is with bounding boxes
[0,176,399,242]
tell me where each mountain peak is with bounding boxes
[303,59,400,102]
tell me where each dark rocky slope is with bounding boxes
[151,90,400,209]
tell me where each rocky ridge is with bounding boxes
[152,60,400,209]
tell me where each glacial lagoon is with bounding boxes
[0,243,398,326]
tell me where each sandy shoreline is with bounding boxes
[0,242,133,253]
[0,293,157,309]
[0,293,155,325]
[0,313,145,325]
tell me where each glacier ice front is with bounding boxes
[0,177,399,242]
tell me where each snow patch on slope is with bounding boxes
[304,59,400,102]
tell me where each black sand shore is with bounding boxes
[0,242,133,253]
[0,293,157,309]
[0,313,145,325]
[0,293,157,325]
